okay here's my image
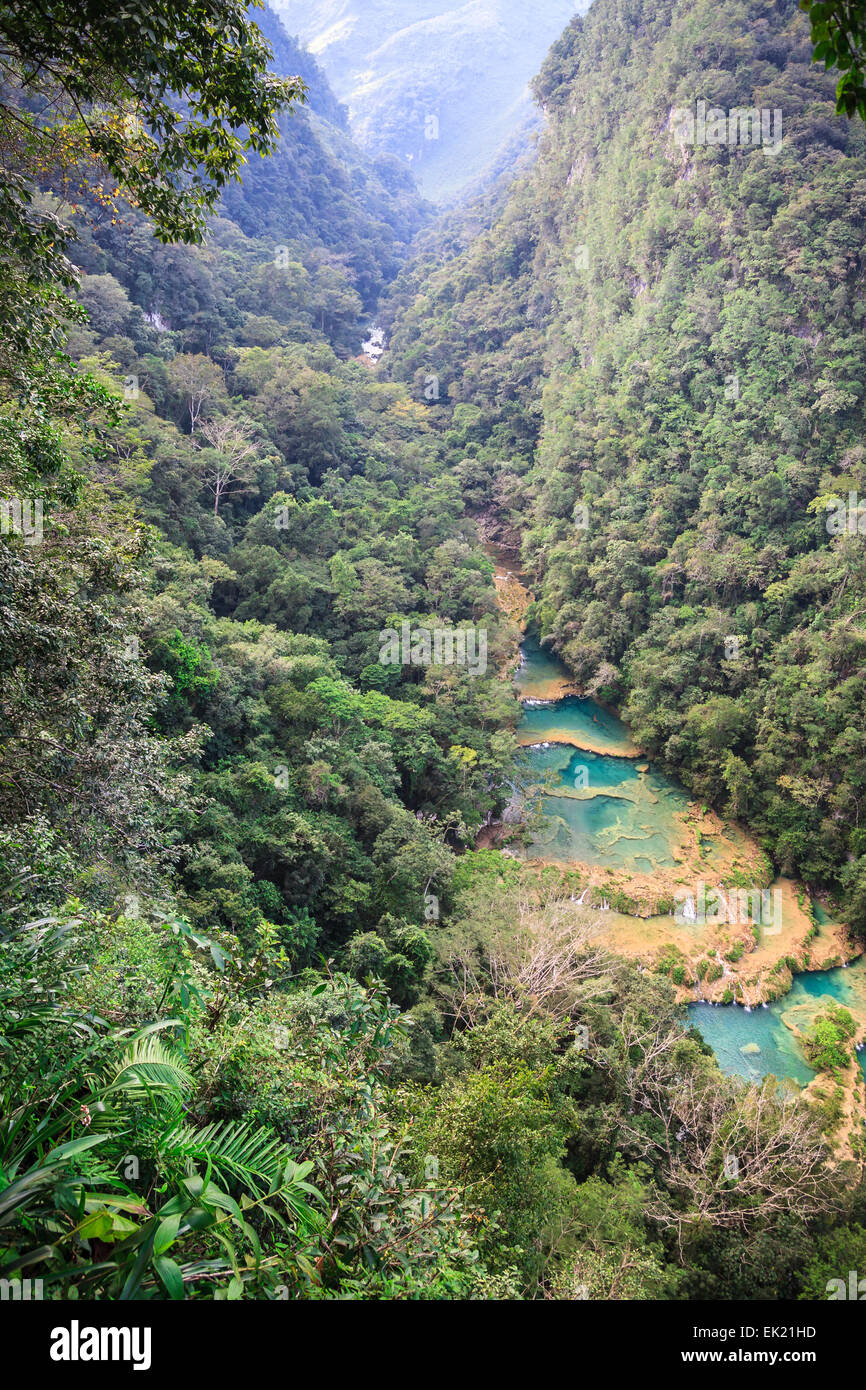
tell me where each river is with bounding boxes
[489,544,866,1088]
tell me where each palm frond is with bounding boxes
[158,1118,289,1198]
[105,1035,194,1102]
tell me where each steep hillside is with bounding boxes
[255,3,350,129]
[215,12,430,308]
[386,0,866,926]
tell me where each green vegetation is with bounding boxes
[1,0,866,1305]
[386,0,866,941]
[804,1004,858,1071]
[801,0,866,118]
[276,0,585,201]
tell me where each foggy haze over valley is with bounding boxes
[273,0,592,199]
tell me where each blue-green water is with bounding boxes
[687,1002,816,1086]
[515,635,866,1086]
[516,645,711,875]
[779,961,866,1082]
[522,742,694,873]
[519,695,636,756]
[688,961,866,1086]
[514,634,571,697]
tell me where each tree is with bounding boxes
[197,414,259,515]
[414,1052,577,1280]
[797,1224,866,1299]
[803,1005,857,1072]
[167,352,226,434]
[0,906,323,1299]
[0,2,303,524]
[592,1008,840,1241]
[0,0,306,245]
[76,272,134,336]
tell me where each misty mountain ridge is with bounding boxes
[272,0,592,200]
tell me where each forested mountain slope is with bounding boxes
[6,5,516,960]
[80,18,430,334]
[387,0,866,929]
[0,3,534,1297]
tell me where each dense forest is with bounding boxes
[3,0,866,1309]
[387,0,866,925]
